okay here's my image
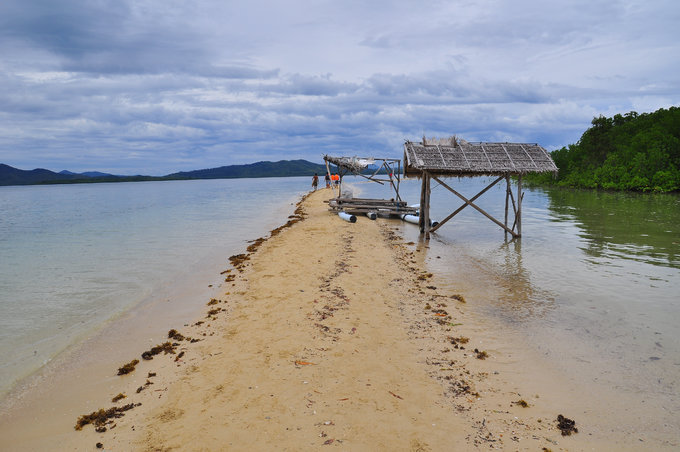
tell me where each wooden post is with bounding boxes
[504,175,510,238]
[516,174,523,237]
[423,173,431,240]
[419,174,427,233]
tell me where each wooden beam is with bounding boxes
[429,175,517,237]
[428,176,505,233]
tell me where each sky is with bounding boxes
[1,0,678,175]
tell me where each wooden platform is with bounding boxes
[326,197,418,216]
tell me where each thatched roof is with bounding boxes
[403,139,558,177]
[323,155,377,173]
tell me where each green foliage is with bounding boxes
[526,106,680,192]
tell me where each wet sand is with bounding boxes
[0,189,670,451]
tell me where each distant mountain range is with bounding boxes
[0,160,329,186]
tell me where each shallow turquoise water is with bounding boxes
[0,177,308,397]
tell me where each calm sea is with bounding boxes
[0,177,308,398]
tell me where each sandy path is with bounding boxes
[117,189,466,451]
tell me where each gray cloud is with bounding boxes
[0,0,678,174]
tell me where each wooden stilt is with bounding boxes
[423,173,431,240]
[419,175,427,233]
[517,174,523,237]
[504,175,510,238]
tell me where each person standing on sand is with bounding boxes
[312,173,319,191]
[325,172,331,188]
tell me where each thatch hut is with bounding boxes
[403,138,558,238]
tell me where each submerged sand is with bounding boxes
[1,189,670,451]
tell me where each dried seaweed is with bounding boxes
[556,414,578,435]
[450,294,466,303]
[168,329,185,341]
[447,336,469,349]
[141,342,177,360]
[117,359,139,375]
[75,403,141,431]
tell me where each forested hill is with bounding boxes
[527,106,680,192]
[166,159,327,180]
[0,159,328,186]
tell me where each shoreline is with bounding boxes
[0,189,674,450]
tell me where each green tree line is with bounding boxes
[527,106,680,192]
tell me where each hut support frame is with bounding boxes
[324,156,404,202]
[419,171,523,240]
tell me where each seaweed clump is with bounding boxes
[246,237,266,253]
[141,342,177,360]
[450,294,466,303]
[474,348,488,360]
[167,329,184,341]
[447,336,469,349]
[117,359,139,375]
[229,253,250,271]
[556,414,578,435]
[111,393,126,403]
[75,402,141,431]
[513,399,530,408]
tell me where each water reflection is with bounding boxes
[419,231,555,324]
[492,238,556,322]
[544,188,680,269]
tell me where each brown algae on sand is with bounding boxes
[141,342,177,360]
[75,403,141,431]
[450,294,466,303]
[116,359,139,375]
[556,414,578,435]
[474,349,489,360]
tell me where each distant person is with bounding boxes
[325,172,331,188]
[312,173,319,191]
[332,174,339,187]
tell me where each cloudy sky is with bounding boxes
[1,0,678,175]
